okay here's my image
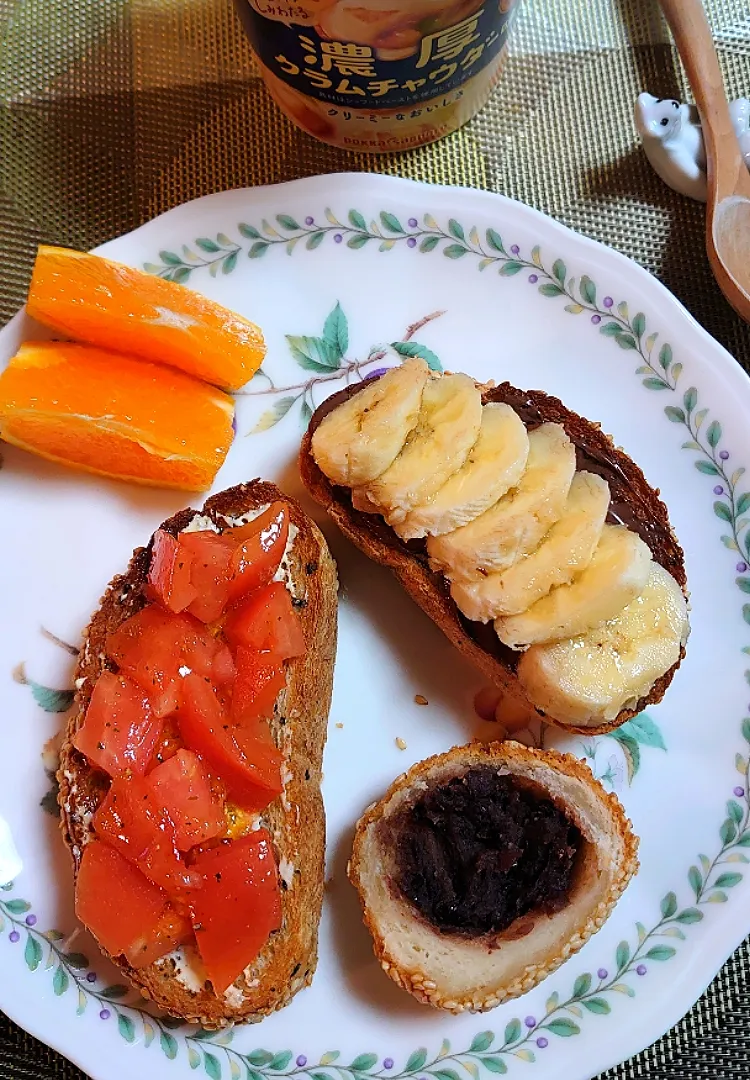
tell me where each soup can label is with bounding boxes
[235,0,518,149]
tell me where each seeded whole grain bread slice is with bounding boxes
[57,481,338,1027]
[300,379,687,735]
[348,740,639,1013]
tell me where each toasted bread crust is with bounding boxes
[58,482,338,1026]
[300,379,686,734]
[348,740,639,1012]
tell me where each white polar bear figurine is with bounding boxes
[635,92,750,202]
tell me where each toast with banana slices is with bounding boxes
[300,362,688,733]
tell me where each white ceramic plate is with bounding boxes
[1,173,749,1080]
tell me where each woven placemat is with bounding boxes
[1,0,750,1076]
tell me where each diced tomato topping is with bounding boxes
[147,529,198,613]
[75,841,190,969]
[212,644,236,686]
[127,905,193,969]
[181,531,235,623]
[226,504,289,603]
[189,831,282,994]
[106,607,223,716]
[231,647,286,724]
[223,583,305,660]
[149,716,182,769]
[178,674,282,812]
[149,749,226,852]
[93,775,197,896]
[87,497,299,970]
[73,672,162,777]
[181,622,227,679]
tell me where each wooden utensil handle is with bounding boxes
[658,0,742,198]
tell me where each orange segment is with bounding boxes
[27,245,265,391]
[0,342,234,491]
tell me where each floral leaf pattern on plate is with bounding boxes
[13,662,73,714]
[239,304,444,432]
[3,202,747,1077]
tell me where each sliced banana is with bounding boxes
[358,373,483,525]
[427,423,576,581]
[393,403,530,541]
[495,524,653,649]
[311,358,428,487]
[350,486,380,513]
[517,563,689,725]
[450,472,610,621]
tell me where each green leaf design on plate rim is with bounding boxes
[3,207,748,1076]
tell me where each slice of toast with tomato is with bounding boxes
[58,481,338,1027]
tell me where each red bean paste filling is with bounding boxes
[389,767,581,936]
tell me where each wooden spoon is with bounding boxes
[659,0,750,321]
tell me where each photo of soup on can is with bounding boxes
[233,0,520,152]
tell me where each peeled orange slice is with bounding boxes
[0,342,235,491]
[27,246,265,391]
